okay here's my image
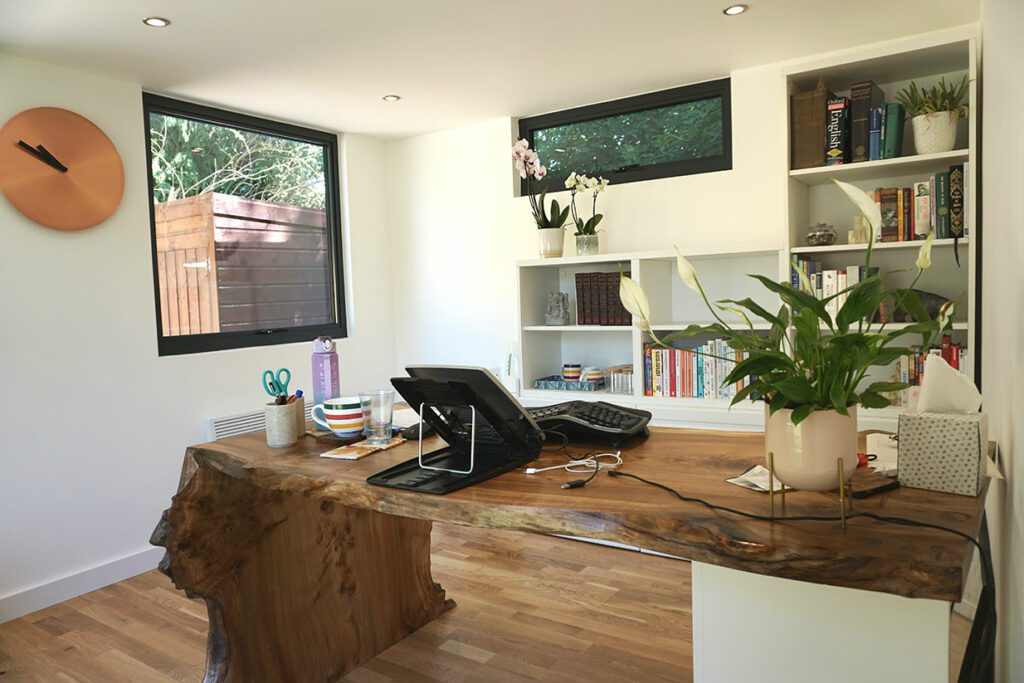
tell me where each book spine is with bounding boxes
[902,187,912,241]
[675,349,683,399]
[868,107,882,161]
[849,82,874,163]
[913,181,931,237]
[668,348,677,398]
[879,187,899,242]
[936,171,951,239]
[882,103,905,159]
[950,344,961,371]
[949,164,965,238]
[825,97,850,165]
[879,106,888,159]
[574,273,586,325]
[896,188,905,241]
[696,348,704,398]
[596,272,609,325]
[962,162,970,235]
[644,346,652,396]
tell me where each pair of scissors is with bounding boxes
[262,368,291,398]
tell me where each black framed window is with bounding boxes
[143,94,346,356]
[518,78,731,193]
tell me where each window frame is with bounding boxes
[517,77,732,194]
[142,93,347,356]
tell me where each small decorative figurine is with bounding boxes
[545,291,570,325]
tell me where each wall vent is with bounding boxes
[209,403,314,441]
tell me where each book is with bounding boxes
[868,107,883,161]
[822,270,838,318]
[962,162,970,235]
[913,181,931,237]
[596,272,608,325]
[935,171,951,239]
[825,97,850,165]
[850,81,884,163]
[896,188,905,241]
[879,106,888,158]
[929,175,937,234]
[902,187,913,241]
[790,80,834,169]
[574,273,586,324]
[949,164,965,238]
[879,187,899,242]
[882,103,906,159]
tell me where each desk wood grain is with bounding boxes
[161,427,985,602]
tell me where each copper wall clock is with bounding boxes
[0,107,125,231]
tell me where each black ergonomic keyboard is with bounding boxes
[527,401,651,443]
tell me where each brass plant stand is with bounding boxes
[766,452,852,528]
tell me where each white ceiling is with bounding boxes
[0,0,978,139]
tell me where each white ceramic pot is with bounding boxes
[764,405,858,491]
[537,228,565,258]
[910,111,959,155]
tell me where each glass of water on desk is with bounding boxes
[359,390,395,446]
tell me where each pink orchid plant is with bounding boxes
[513,139,570,229]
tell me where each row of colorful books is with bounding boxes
[574,271,630,325]
[873,164,968,242]
[793,79,908,169]
[827,81,907,164]
[643,341,753,399]
[790,260,879,319]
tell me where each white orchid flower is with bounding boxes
[916,231,935,270]
[534,165,547,180]
[564,172,577,189]
[619,275,651,327]
[674,245,700,293]
[599,177,610,191]
[585,176,599,189]
[831,178,882,238]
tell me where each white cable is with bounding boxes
[525,451,622,475]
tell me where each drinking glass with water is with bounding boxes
[359,390,395,446]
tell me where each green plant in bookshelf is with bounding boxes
[618,178,954,426]
[896,76,969,155]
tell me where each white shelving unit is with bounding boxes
[513,27,979,432]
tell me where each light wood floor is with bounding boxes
[0,524,971,682]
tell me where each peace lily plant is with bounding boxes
[618,179,954,428]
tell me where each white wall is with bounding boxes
[0,53,395,620]
[387,64,787,374]
[980,0,1024,679]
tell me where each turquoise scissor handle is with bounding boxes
[262,368,291,397]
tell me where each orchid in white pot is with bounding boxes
[513,139,570,257]
[618,179,954,490]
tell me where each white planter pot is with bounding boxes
[537,228,565,258]
[910,111,959,155]
[764,405,858,491]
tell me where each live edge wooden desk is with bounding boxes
[151,427,986,683]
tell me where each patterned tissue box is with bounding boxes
[897,412,989,496]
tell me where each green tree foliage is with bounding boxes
[149,113,327,209]
[534,98,724,182]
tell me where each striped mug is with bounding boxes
[312,396,367,437]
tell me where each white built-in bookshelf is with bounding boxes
[514,27,978,432]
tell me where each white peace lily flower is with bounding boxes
[619,275,651,326]
[831,178,882,238]
[937,299,956,331]
[674,245,700,293]
[916,231,935,270]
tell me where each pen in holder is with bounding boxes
[265,401,300,448]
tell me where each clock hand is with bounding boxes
[34,144,68,173]
[16,140,68,173]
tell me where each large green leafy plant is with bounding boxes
[618,179,954,425]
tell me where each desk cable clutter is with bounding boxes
[525,451,622,489]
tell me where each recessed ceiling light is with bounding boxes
[382,95,402,102]
[142,16,171,28]
[723,4,748,15]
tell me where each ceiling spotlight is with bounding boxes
[723,4,748,15]
[382,95,402,102]
[142,16,171,28]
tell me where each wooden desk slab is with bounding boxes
[158,427,985,603]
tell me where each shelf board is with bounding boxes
[648,321,772,331]
[820,321,968,332]
[792,237,966,255]
[789,149,969,186]
[517,246,781,268]
[522,325,632,332]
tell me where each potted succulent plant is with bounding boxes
[565,172,609,256]
[513,139,570,258]
[618,179,954,491]
[896,76,969,155]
